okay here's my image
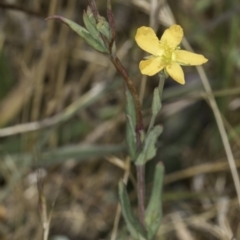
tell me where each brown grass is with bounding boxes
[0,0,240,239]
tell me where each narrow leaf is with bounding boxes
[118,181,147,240]
[126,115,137,160]
[97,16,111,40]
[135,125,162,165]
[46,16,109,53]
[125,87,137,161]
[145,163,164,240]
[83,9,100,40]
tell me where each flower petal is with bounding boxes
[135,27,162,55]
[166,63,185,84]
[160,25,183,49]
[139,57,164,76]
[174,50,208,65]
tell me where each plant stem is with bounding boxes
[110,56,143,132]
[158,72,166,100]
[136,164,145,227]
[147,73,166,134]
[110,55,146,227]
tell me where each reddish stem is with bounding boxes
[110,55,145,227]
[136,165,145,227]
[110,56,143,131]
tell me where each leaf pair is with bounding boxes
[46,6,112,54]
[126,84,163,165]
[119,163,164,240]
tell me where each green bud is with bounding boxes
[97,16,111,40]
[83,11,100,40]
[83,7,106,47]
[135,125,163,165]
[86,7,97,25]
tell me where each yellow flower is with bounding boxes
[135,25,208,84]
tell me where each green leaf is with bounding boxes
[46,15,109,53]
[126,115,137,160]
[152,88,161,116]
[118,181,147,240]
[4,144,125,167]
[83,9,100,40]
[135,125,162,165]
[125,87,137,161]
[147,88,162,133]
[97,16,111,40]
[145,163,164,240]
[125,88,136,125]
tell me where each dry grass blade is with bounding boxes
[182,37,240,208]
[0,78,33,127]
[217,197,233,239]
[159,209,217,236]
[171,213,194,240]
[108,157,131,240]
[1,0,240,239]
[0,82,108,137]
[31,0,59,121]
[164,159,240,185]
[37,169,60,240]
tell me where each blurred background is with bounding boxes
[0,0,240,239]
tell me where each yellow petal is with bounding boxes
[174,50,208,65]
[166,63,185,84]
[139,57,164,76]
[135,27,162,56]
[160,25,183,49]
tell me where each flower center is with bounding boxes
[159,42,176,66]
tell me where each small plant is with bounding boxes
[47,1,208,239]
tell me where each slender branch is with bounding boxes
[87,0,146,227]
[147,74,165,134]
[136,165,145,227]
[109,54,146,227]
[110,55,143,132]
[158,72,166,101]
